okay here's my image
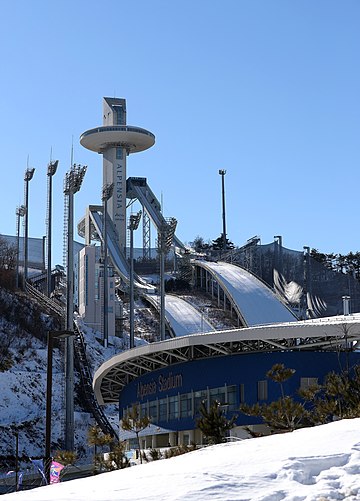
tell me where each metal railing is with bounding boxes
[25,282,118,440]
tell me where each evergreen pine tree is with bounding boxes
[121,404,151,464]
[87,425,113,473]
[197,400,236,444]
[240,363,309,432]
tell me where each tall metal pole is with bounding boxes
[24,167,35,282]
[101,183,114,349]
[130,224,135,348]
[45,330,73,483]
[65,178,74,451]
[303,246,310,319]
[128,211,141,349]
[15,206,25,289]
[159,235,166,341]
[274,235,283,277]
[159,218,177,342]
[15,431,19,492]
[47,161,58,297]
[45,332,54,484]
[64,164,86,452]
[219,169,227,251]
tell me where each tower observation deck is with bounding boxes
[80,97,155,252]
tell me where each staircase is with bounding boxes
[25,281,119,440]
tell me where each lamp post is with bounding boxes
[63,163,87,452]
[45,330,74,484]
[128,211,142,349]
[158,218,177,341]
[342,295,350,316]
[218,170,227,252]
[274,235,283,276]
[303,246,311,319]
[14,431,19,492]
[24,167,35,282]
[46,160,58,297]
[15,205,26,289]
[101,182,114,348]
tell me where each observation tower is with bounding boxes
[80,98,155,252]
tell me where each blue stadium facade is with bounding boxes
[94,318,360,448]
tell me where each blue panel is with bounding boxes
[119,351,360,431]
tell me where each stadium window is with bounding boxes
[194,389,208,415]
[239,384,245,404]
[169,395,179,420]
[149,400,158,421]
[180,394,192,418]
[257,380,268,401]
[300,377,318,390]
[210,386,226,405]
[159,398,167,421]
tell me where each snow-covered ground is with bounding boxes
[3,418,360,501]
[197,261,297,325]
[0,283,234,464]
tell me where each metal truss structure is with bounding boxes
[93,314,360,404]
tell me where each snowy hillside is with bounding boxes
[0,285,235,468]
[3,418,360,501]
[0,287,120,465]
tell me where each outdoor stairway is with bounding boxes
[25,281,119,441]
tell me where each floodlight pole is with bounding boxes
[101,182,114,348]
[219,169,227,251]
[45,330,73,484]
[64,164,87,452]
[14,431,19,492]
[274,235,283,276]
[159,218,177,341]
[159,232,166,342]
[46,161,58,297]
[24,167,35,282]
[303,246,311,318]
[128,211,142,349]
[15,206,26,289]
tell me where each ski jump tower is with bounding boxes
[80,97,155,252]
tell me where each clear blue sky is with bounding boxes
[0,0,359,266]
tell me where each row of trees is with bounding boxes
[310,248,360,279]
[191,235,235,253]
[0,236,17,290]
[190,235,360,280]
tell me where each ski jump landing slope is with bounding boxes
[145,294,216,338]
[88,208,212,337]
[194,260,298,327]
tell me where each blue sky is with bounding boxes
[0,0,359,265]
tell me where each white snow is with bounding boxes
[146,293,216,337]
[198,261,297,325]
[3,418,360,501]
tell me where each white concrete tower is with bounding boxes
[80,98,155,252]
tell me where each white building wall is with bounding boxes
[78,245,115,339]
